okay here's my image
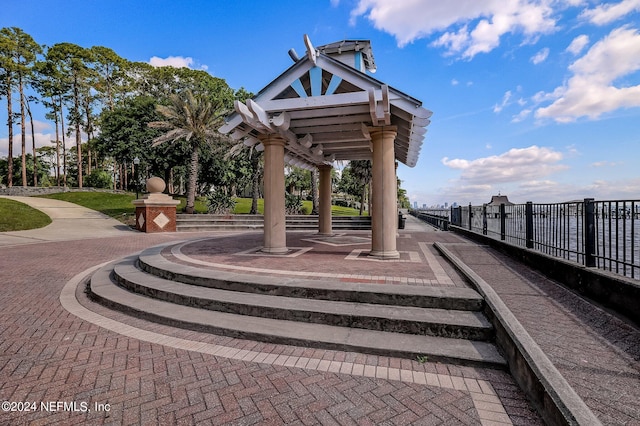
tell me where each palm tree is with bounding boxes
[225,140,263,214]
[350,160,372,215]
[149,90,227,214]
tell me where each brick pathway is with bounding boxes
[1,233,542,425]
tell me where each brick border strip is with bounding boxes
[434,242,601,426]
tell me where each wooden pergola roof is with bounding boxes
[219,35,432,169]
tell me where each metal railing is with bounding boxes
[438,199,639,280]
[410,209,450,230]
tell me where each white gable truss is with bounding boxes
[219,36,432,169]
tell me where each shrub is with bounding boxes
[206,188,236,214]
[285,192,304,214]
[85,169,113,189]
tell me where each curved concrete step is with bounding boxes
[88,262,506,369]
[137,244,485,311]
[177,224,265,232]
[112,258,493,340]
[176,215,372,231]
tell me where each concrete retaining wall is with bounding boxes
[0,187,126,197]
[450,225,640,327]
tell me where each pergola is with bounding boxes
[219,35,432,259]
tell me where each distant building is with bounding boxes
[422,204,427,209]
[487,194,514,218]
[413,201,418,209]
[487,195,514,206]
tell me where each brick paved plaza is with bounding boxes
[1,229,544,425]
[0,206,638,425]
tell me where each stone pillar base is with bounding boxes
[133,194,180,233]
[316,232,335,237]
[368,249,400,260]
[260,246,290,255]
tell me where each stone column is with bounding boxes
[260,134,288,254]
[369,126,399,259]
[318,164,333,235]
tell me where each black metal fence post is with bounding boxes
[482,204,488,235]
[468,203,472,231]
[584,198,596,267]
[525,202,533,249]
[500,203,506,240]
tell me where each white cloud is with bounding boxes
[441,145,568,184]
[531,47,549,64]
[451,78,459,86]
[511,108,532,122]
[590,161,623,167]
[585,177,640,198]
[493,90,512,113]
[350,0,558,58]
[580,0,640,25]
[148,56,209,71]
[0,127,55,158]
[535,26,640,122]
[149,56,194,69]
[566,34,589,55]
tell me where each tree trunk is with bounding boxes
[54,110,60,186]
[59,97,67,187]
[168,168,174,194]
[73,76,83,188]
[19,76,27,187]
[26,99,37,186]
[359,184,366,216]
[5,76,13,187]
[84,99,93,175]
[186,148,199,214]
[250,157,260,214]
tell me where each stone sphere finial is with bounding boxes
[146,177,166,194]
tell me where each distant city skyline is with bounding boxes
[1,1,639,205]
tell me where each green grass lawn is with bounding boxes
[35,192,367,224]
[0,198,52,232]
[181,197,366,216]
[331,205,369,216]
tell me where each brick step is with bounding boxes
[110,258,493,341]
[88,260,506,368]
[137,243,484,311]
[176,215,371,231]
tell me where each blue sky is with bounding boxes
[2,0,639,206]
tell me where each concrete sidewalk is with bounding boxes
[437,239,640,424]
[0,195,135,247]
